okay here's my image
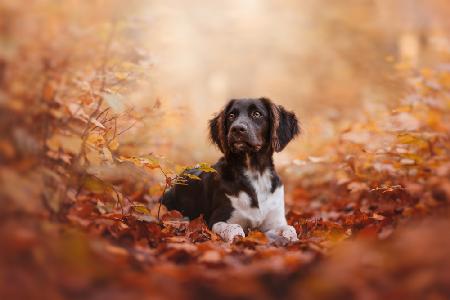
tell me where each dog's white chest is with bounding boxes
[226,170,284,230]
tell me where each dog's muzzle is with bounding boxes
[228,124,261,152]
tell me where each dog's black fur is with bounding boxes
[162,98,299,228]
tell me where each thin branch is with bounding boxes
[74,22,116,166]
[157,181,168,221]
[96,107,111,121]
[117,120,138,137]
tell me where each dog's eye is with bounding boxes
[252,111,262,118]
[228,113,236,120]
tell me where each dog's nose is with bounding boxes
[231,124,247,134]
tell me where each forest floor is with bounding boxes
[1,65,449,300]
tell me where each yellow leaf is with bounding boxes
[118,156,140,166]
[400,153,422,165]
[87,133,105,147]
[102,147,113,162]
[185,173,201,180]
[426,110,442,130]
[175,165,187,174]
[197,162,216,173]
[132,204,150,215]
[148,184,164,196]
[86,148,103,166]
[46,134,82,154]
[117,155,161,170]
[143,161,160,169]
[83,176,110,194]
[142,155,160,169]
[108,138,119,150]
[397,133,417,144]
[397,134,427,148]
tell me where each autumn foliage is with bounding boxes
[0,1,450,300]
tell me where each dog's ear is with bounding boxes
[209,101,234,153]
[261,97,300,152]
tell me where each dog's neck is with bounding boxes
[225,147,274,174]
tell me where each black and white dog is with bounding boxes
[162,98,300,242]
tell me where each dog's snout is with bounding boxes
[231,124,248,135]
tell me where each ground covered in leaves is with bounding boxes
[1,2,450,299]
[2,65,450,299]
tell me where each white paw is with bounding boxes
[266,225,299,242]
[212,222,245,242]
[280,225,299,241]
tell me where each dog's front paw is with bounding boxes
[212,222,245,242]
[266,225,299,242]
[280,225,299,241]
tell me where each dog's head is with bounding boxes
[209,98,300,155]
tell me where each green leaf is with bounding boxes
[197,162,216,173]
[83,176,111,194]
[185,173,201,180]
[132,204,151,215]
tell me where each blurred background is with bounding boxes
[138,0,450,162]
[2,0,449,165]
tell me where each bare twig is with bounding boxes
[117,120,138,137]
[157,166,171,220]
[74,22,117,166]
[96,107,111,121]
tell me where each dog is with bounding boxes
[162,98,300,242]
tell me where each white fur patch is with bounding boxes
[213,169,298,242]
